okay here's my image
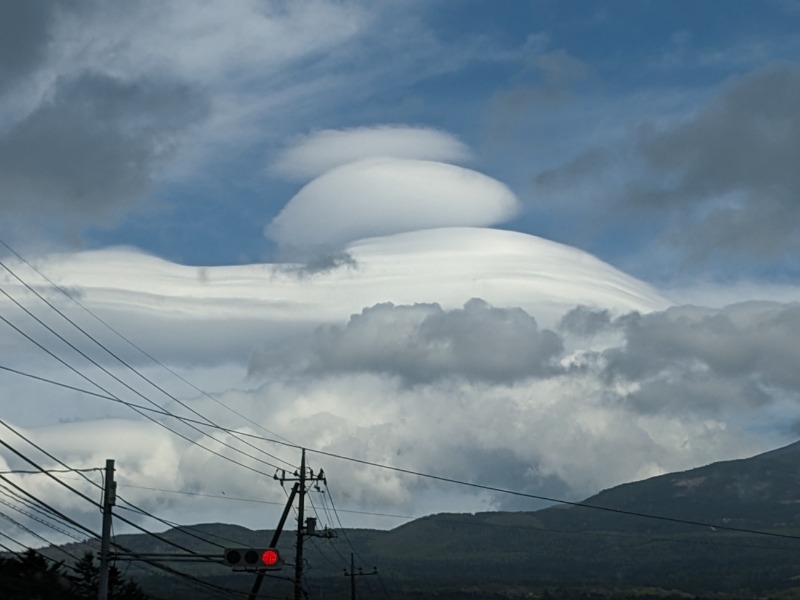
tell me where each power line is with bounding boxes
[0,431,216,559]
[309,447,800,543]
[0,491,85,542]
[0,509,83,561]
[0,467,101,475]
[0,328,280,480]
[5,362,800,545]
[0,255,295,470]
[0,418,244,553]
[0,364,298,454]
[324,480,391,600]
[7,362,800,547]
[0,237,293,447]
[0,284,288,475]
[0,433,253,599]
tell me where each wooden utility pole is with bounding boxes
[98,459,115,600]
[343,552,378,600]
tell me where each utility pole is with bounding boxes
[295,448,306,600]
[268,449,326,600]
[343,553,378,600]
[98,459,115,600]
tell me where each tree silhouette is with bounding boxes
[0,549,147,600]
[0,550,71,600]
[68,551,147,600]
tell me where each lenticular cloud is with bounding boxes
[266,157,520,251]
[270,125,472,181]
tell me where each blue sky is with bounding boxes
[2,0,795,279]
[2,0,800,541]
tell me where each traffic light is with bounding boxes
[222,548,282,570]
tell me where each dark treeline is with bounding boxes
[0,550,148,600]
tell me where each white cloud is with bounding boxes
[269,125,472,181]
[266,159,521,251]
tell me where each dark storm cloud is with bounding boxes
[597,302,800,414]
[535,64,800,262]
[0,73,207,225]
[250,299,564,384]
[0,0,56,92]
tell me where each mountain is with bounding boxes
[46,440,800,599]
[535,439,800,533]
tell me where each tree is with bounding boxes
[68,552,99,599]
[68,551,147,600]
[0,549,71,600]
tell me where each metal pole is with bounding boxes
[98,459,115,600]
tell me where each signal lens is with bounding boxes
[261,549,279,565]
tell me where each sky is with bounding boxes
[1,0,800,552]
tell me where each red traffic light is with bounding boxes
[223,548,281,570]
[261,549,279,565]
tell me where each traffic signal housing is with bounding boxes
[223,548,282,570]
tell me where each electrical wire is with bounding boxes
[0,418,240,553]
[0,509,82,561]
[0,434,210,559]
[323,480,391,599]
[308,447,800,543]
[0,237,293,446]
[0,493,84,542]
[0,341,278,481]
[0,364,298,457]
[6,367,800,549]
[0,285,287,475]
[0,255,295,470]
[6,239,800,568]
[0,467,101,475]
[0,439,251,599]
[0,482,94,540]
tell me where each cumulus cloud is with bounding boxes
[250,299,564,384]
[266,158,521,251]
[602,302,800,393]
[535,64,800,267]
[270,125,472,181]
[556,302,800,418]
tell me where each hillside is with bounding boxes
[535,439,800,533]
[45,440,800,598]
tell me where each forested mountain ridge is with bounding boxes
[12,440,800,599]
